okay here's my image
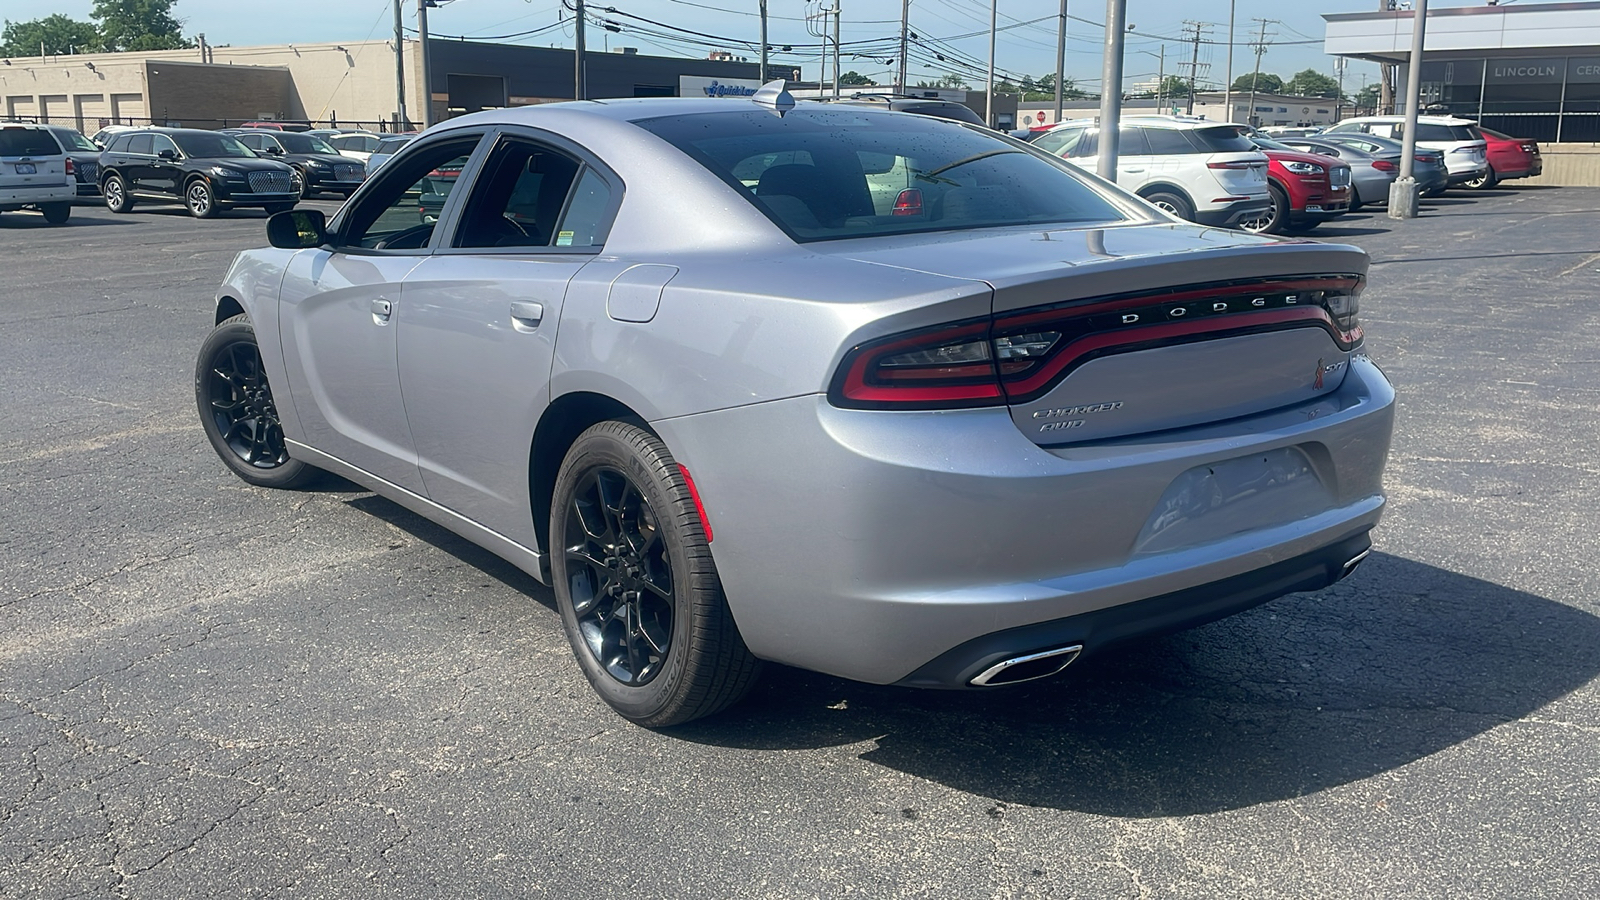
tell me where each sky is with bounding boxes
[15,1,1505,94]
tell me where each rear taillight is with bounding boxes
[65,158,75,175]
[830,277,1365,409]
[892,189,924,217]
[1207,160,1257,170]
[1415,155,1435,164]
[1371,159,1397,172]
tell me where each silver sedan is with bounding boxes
[196,93,1395,726]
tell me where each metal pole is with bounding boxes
[1096,0,1126,181]
[761,0,769,83]
[1378,0,1394,115]
[1186,24,1200,115]
[1223,0,1236,122]
[574,0,587,100]
[987,0,998,127]
[1054,0,1067,123]
[832,2,841,100]
[1247,19,1268,128]
[1157,45,1164,112]
[418,0,435,127]
[898,0,909,91]
[394,0,408,129]
[1389,0,1428,219]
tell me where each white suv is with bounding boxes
[1322,115,1489,186]
[0,124,75,225]
[1031,116,1271,228]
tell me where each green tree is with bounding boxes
[92,0,193,52]
[839,70,876,86]
[1231,72,1284,94]
[1354,84,1381,113]
[994,78,1019,96]
[1284,68,1343,98]
[915,73,972,91]
[1,14,102,56]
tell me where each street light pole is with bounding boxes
[761,0,769,83]
[1054,0,1068,124]
[987,0,998,128]
[574,0,587,100]
[1389,0,1429,219]
[393,0,408,130]
[898,0,909,92]
[1223,0,1236,122]
[417,0,434,127]
[1096,0,1126,181]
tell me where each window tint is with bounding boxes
[128,134,153,156]
[276,133,338,154]
[1187,126,1255,152]
[376,137,413,154]
[340,136,481,251]
[638,109,1125,242]
[1143,127,1195,155]
[0,128,62,156]
[151,135,179,157]
[453,139,583,248]
[108,134,132,152]
[555,168,615,248]
[1118,127,1151,156]
[53,129,99,152]
[1412,123,1480,142]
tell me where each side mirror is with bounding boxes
[267,208,328,249]
[268,145,285,155]
[158,148,179,160]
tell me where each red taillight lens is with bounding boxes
[65,158,75,175]
[891,188,924,217]
[1371,159,1397,172]
[1207,160,1257,170]
[1415,154,1434,164]
[830,277,1365,410]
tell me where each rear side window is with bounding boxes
[1118,127,1152,155]
[0,128,63,156]
[1143,128,1195,155]
[452,138,586,249]
[1188,126,1255,153]
[128,134,153,155]
[638,109,1126,242]
[108,134,132,152]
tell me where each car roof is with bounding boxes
[1342,114,1477,126]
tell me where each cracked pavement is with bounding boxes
[2,189,1598,898]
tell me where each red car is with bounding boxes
[1244,138,1353,235]
[1468,126,1542,188]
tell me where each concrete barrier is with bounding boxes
[1524,144,1600,187]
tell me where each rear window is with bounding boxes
[376,137,412,154]
[1412,124,1480,142]
[0,128,63,157]
[897,103,985,126]
[1187,125,1256,153]
[636,108,1126,242]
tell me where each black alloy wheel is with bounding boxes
[194,315,320,489]
[550,420,760,726]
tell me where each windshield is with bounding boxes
[172,132,255,159]
[54,129,100,151]
[636,108,1127,242]
[275,133,338,154]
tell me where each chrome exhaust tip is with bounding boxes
[1340,548,1372,580]
[969,644,1084,687]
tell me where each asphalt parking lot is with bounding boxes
[3,188,1599,898]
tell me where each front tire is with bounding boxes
[185,179,217,218]
[41,202,70,224]
[103,174,134,213]
[195,314,320,489]
[550,421,760,727]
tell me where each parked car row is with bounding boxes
[1022,113,1539,235]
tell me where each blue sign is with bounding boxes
[703,80,758,98]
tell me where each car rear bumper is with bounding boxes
[1192,197,1273,228]
[0,184,75,205]
[1447,165,1490,185]
[653,356,1395,686]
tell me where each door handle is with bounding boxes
[509,300,544,333]
[370,297,392,324]
[1123,167,1146,173]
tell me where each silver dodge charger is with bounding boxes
[196,90,1394,726]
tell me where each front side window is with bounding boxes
[638,109,1126,241]
[150,135,179,157]
[338,135,482,251]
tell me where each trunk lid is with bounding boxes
[838,223,1367,444]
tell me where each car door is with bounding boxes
[146,134,183,196]
[124,133,154,192]
[1114,126,1154,190]
[395,131,619,543]
[276,130,489,495]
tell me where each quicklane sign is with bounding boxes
[679,76,762,98]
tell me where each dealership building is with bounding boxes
[1325,1,1600,143]
[0,38,767,133]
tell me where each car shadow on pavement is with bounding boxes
[671,551,1600,817]
[0,216,139,229]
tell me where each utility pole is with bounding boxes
[1223,0,1236,122]
[1335,57,1347,123]
[1246,18,1272,129]
[1378,0,1395,114]
[393,1,408,129]
[1054,0,1068,124]
[832,1,841,99]
[761,0,769,82]
[897,0,909,91]
[418,0,435,127]
[1389,0,1428,218]
[1178,21,1210,116]
[987,0,998,127]
[1096,0,1127,181]
[574,0,587,100]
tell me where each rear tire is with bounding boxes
[1141,190,1194,222]
[550,420,761,727]
[41,202,70,225]
[1240,184,1288,235]
[195,314,321,489]
[1465,166,1498,189]
[103,174,134,213]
